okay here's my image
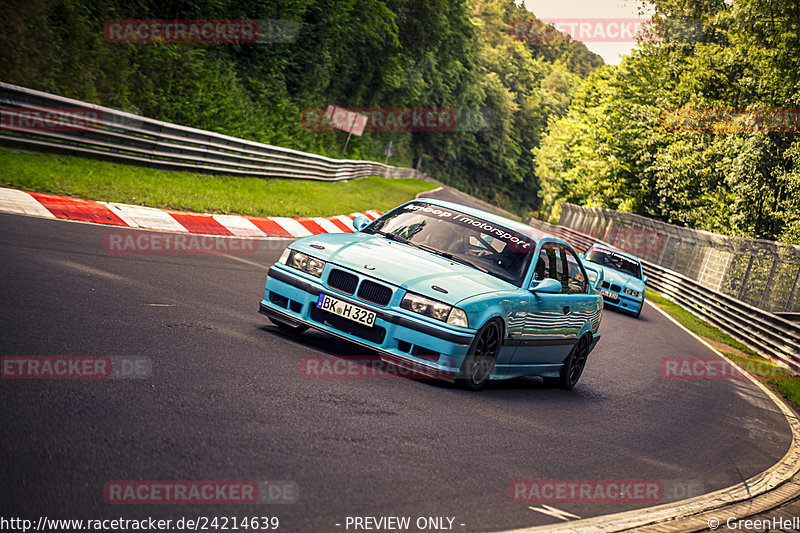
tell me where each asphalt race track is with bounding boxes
[0,211,793,531]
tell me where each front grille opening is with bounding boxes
[397,340,412,353]
[328,269,358,294]
[412,345,440,362]
[289,300,302,313]
[309,306,386,344]
[610,284,622,292]
[601,281,610,289]
[269,291,289,308]
[357,280,392,306]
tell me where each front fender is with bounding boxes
[456,292,521,333]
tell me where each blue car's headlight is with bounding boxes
[281,249,326,278]
[624,287,642,298]
[401,292,469,328]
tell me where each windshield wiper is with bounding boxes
[414,243,491,274]
[442,252,491,274]
[370,230,491,274]
[371,230,415,246]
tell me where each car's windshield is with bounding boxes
[364,202,535,286]
[585,248,642,279]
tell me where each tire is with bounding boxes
[269,317,309,335]
[546,334,591,390]
[632,303,642,319]
[457,319,503,391]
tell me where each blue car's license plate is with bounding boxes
[316,293,377,327]
[600,289,618,301]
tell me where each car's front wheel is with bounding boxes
[457,319,503,391]
[545,334,591,390]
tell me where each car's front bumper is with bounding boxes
[260,266,477,380]
[601,291,643,314]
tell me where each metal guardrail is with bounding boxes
[0,82,426,182]
[526,217,800,374]
[644,262,800,373]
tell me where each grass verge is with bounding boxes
[0,147,433,217]
[646,291,800,411]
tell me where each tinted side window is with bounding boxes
[553,247,568,287]
[562,246,588,294]
[534,245,559,282]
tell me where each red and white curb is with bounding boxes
[0,187,382,237]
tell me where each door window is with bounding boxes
[561,246,588,294]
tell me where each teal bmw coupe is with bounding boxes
[581,244,647,318]
[260,199,603,390]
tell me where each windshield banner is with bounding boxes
[402,203,534,250]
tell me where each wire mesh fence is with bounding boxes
[556,203,800,314]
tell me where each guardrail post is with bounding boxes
[786,267,800,312]
[759,257,780,310]
[737,255,756,301]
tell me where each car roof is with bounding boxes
[409,197,570,248]
[587,243,642,263]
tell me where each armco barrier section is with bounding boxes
[0,82,426,182]
[525,217,800,374]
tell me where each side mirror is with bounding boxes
[352,215,371,231]
[531,278,562,294]
[584,265,603,290]
[642,274,649,283]
[578,252,585,260]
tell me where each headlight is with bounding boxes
[278,248,291,264]
[284,250,326,278]
[624,288,641,298]
[401,292,469,327]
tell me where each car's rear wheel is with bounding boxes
[545,334,591,390]
[269,317,309,335]
[457,319,502,391]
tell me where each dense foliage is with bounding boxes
[0,0,601,214]
[535,0,800,244]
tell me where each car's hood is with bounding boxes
[292,233,515,304]
[584,260,645,292]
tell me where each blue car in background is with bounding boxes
[259,199,603,390]
[580,244,647,318]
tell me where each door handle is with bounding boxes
[563,306,570,314]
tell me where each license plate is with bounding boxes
[600,289,618,301]
[316,293,376,327]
